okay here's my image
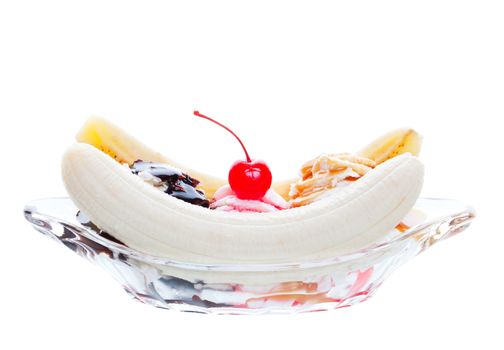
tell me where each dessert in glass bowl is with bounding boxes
[23,112,475,314]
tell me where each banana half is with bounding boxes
[62,135,424,264]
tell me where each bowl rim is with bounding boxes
[24,197,475,272]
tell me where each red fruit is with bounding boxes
[229,159,272,200]
[194,111,273,200]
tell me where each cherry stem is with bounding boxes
[194,111,252,163]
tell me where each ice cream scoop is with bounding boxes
[211,185,290,212]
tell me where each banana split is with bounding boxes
[62,113,424,264]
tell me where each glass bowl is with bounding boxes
[23,197,475,314]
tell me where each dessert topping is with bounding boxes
[210,185,289,212]
[130,160,210,207]
[290,153,376,207]
[195,111,272,200]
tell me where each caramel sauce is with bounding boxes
[395,222,411,233]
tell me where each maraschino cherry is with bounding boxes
[194,111,272,200]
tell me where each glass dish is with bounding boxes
[23,197,475,314]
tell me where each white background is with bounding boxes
[1,1,503,349]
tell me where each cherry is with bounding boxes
[194,111,272,200]
[228,159,272,200]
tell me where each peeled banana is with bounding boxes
[357,128,422,164]
[62,142,423,264]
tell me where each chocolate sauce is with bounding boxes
[157,277,231,308]
[130,161,210,208]
[76,210,128,260]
